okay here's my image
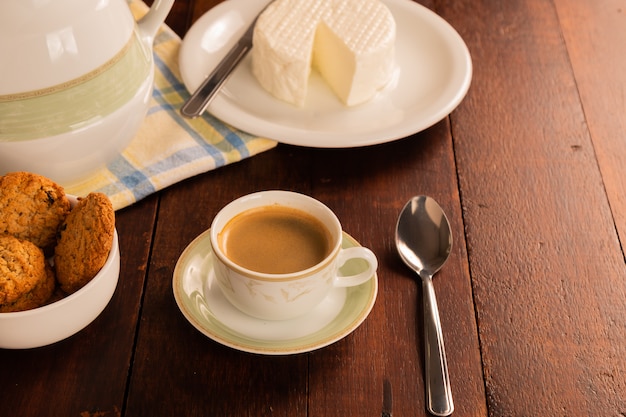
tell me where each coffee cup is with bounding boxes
[209,190,378,321]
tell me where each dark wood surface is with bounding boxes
[2,0,625,416]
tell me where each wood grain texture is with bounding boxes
[554,0,626,411]
[123,133,486,416]
[556,0,626,256]
[124,151,311,417]
[2,1,624,416]
[439,0,626,415]
[304,122,487,417]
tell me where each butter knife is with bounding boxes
[180,3,270,119]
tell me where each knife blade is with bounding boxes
[180,2,271,119]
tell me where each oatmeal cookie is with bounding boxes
[1,265,56,313]
[0,172,71,250]
[54,193,115,294]
[0,234,55,312]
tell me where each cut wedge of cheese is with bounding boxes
[251,0,396,107]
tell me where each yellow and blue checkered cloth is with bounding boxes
[67,2,277,210]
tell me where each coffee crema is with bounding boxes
[217,205,333,274]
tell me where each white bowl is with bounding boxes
[0,197,120,349]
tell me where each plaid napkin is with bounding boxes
[66,1,277,211]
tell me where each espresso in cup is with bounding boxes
[210,191,377,320]
[218,205,333,274]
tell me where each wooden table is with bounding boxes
[3,0,625,415]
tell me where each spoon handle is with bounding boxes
[422,275,454,416]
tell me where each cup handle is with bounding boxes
[136,0,175,46]
[333,247,378,288]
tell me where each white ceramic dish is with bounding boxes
[173,229,378,355]
[179,0,472,147]
[0,196,120,349]
[0,77,152,187]
[0,0,174,187]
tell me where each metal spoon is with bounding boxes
[395,196,454,416]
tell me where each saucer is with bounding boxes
[179,0,472,147]
[172,229,378,355]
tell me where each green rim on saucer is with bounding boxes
[173,229,378,355]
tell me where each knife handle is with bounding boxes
[180,43,251,119]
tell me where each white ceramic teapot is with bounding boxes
[0,0,174,186]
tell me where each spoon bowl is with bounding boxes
[395,195,454,416]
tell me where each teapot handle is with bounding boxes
[136,0,175,46]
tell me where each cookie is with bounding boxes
[54,193,115,294]
[0,234,55,312]
[0,172,71,250]
[1,265,56,313]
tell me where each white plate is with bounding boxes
[172,229,378,355]
[179,0,472,147]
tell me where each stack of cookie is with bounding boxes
[0,172,115,312]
